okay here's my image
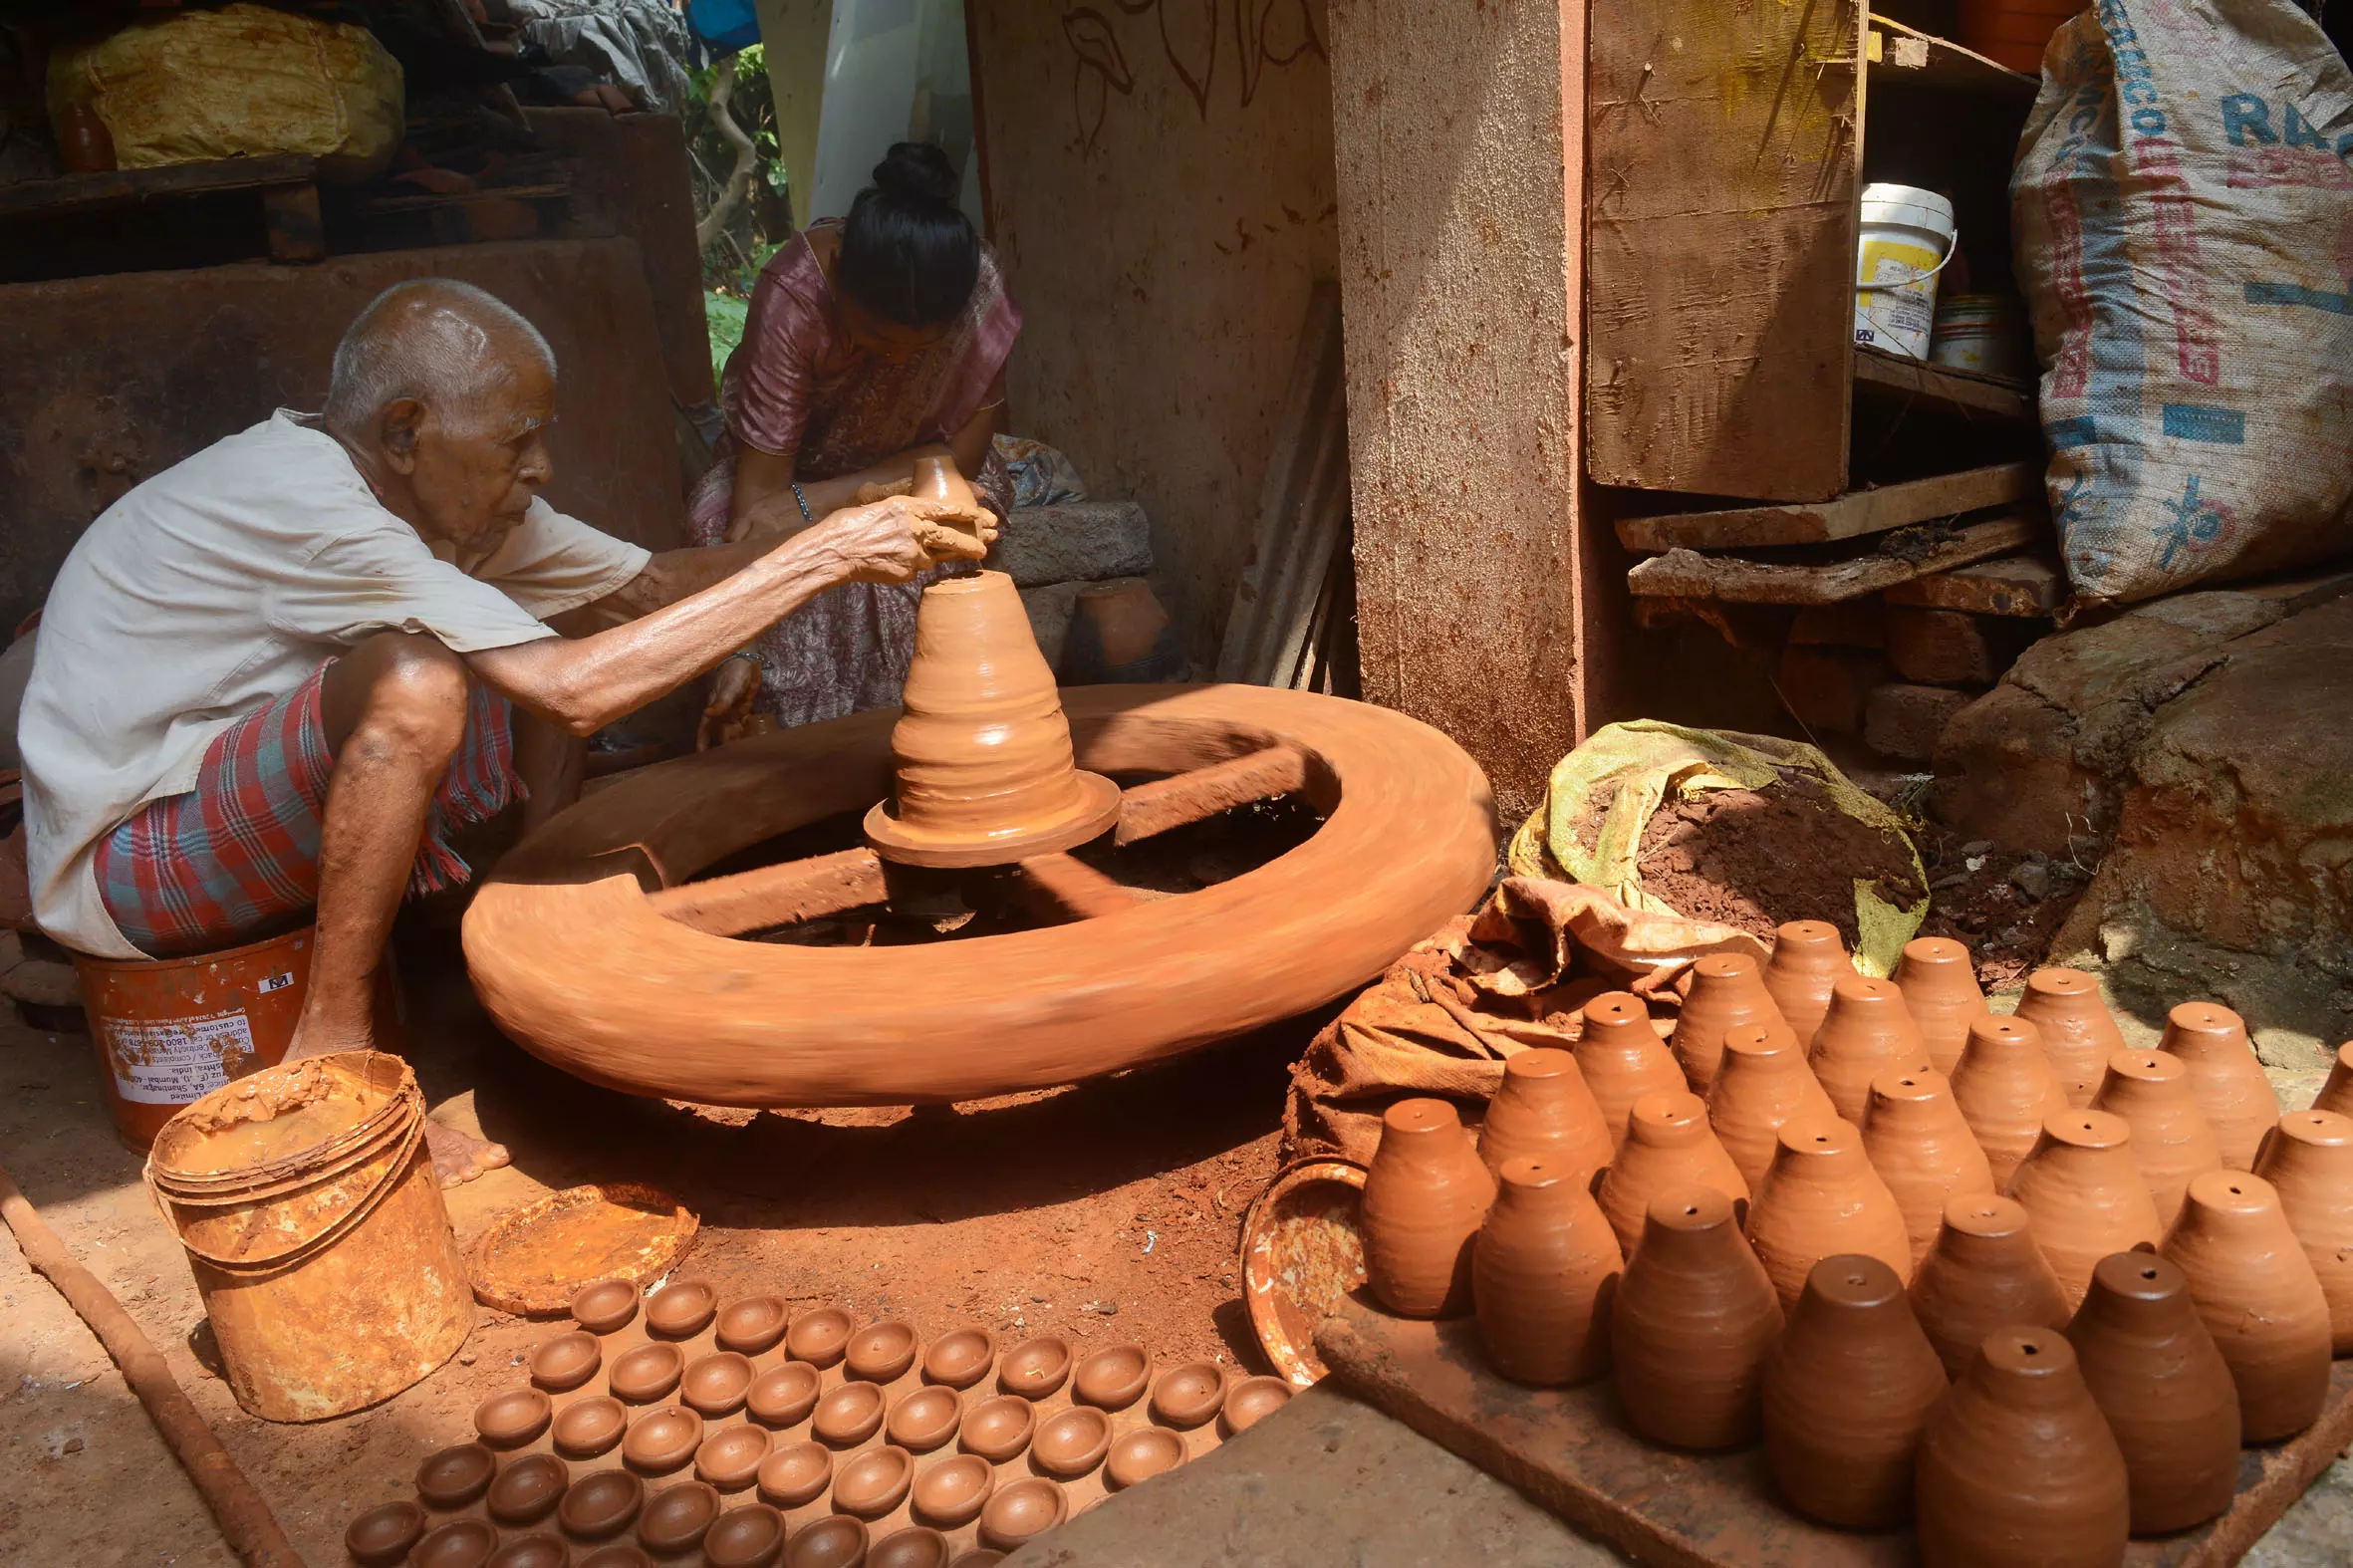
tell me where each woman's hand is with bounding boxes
[698,654,761,750]
[806,496,990,585]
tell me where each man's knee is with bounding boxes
[325,633,469,758]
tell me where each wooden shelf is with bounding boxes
[1626,511,2045,605]
[1616,461,2039,554]
[1854,344,2035,425]
[0,154,317,220]
[1866,16,2039,97]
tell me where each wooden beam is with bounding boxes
[1853,345,2033,425]
[1115,746,1311,846]
[1615,462,2041,553]
[1627,513,2044,605]
[1014,853,1149,923]
[646,848,886,936]
[0,154,317,219]
[1867,15,2039,96]
[1884,554,2066,617]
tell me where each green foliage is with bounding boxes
[706,289,750,383]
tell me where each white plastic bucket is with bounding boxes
[1854,183,1957,361]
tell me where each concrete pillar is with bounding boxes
[752,0,832,230]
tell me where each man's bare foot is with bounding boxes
[426,1119,511,1186]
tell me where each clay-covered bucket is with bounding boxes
[144,1051,472,1421]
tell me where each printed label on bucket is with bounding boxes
[103,1010,259,1105]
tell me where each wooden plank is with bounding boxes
[1616,463,2040,553]
[1883,554,2064,616]
[1014,853,1150,922]
[0,154,317,219]
[1867,16,2039,96]
[1218,283,1345,682]
[645,848,885,936]
[1114,747,1311,846]
[1627,513,2043,604]
[1586,0,1866,501]
[1319,1298,2353,1568]
[1853,345,2033,425]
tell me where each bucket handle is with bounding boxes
[148,1111,426,1270]
[1855,232,1957,293]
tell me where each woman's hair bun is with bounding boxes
[871,141,960,209]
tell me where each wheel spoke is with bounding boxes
[647,847,887,936]
[1115,744,1309,846]
[1015,852,1151,922]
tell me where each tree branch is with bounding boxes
[695,56,761,254]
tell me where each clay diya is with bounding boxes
[1476,1046,1614,1182]
[1860,1067,1994,1265]
[788,1307,856,1368]
[609,1342,685,1405]
[914,1451,997,1527]
[1671,953,1786,1096]
[1893,936,1985,1074]
[1595,1091,1748,1261]
[1915,1328,2130,1567]
[1807,975,1932,1124]
[1743,1118,1913,1312]
[922,1328,995,1389]
[1221,1375,1295,1435]
[410,1519,499,1568]
[1761,1254,1947,1530]
[2313,1041,2353,1117]
[813,1380,889,1446]
[1148,1362,1224,1429]
[756,1440,834,1508]
[558,1469,647,1541]
[2065,1252,2240,1534]
[695,1423,774,1491]
[474,1387,554,1448]
[2253,1108,2353,1353]
[1908,1193,2069,1380]
[2006,1107,2165,1307]
[998,1334,1073,1399]
[579,1546,656,1568]
[2159,1000,2279,1171]
[1574,990,1685,1149]
[486,1533,568,1568]
[637,1479,722,1556]
[716,1294,791,1356]
[958,1393,1037,1460]
[786,1515,869,1568]
[1106,1426,1188,1488]
[530,1329,603,1393]
[847,1319,920,1383]
[2013,967,2127,1107]
[703,1504,789,1568]
[1950,1014,2071,1188]
[1072,1343,1150,1410]
[746,1361,823,1428]
[2162,1169,2331,1441]
[486,1451,570,1526]
[1707,1022,1836,1193]
[345,1498,426,1567]
[1361,1097,1497,1318]
[872,1526,954,1568]
[1032,1406,1114,1476]
[1472,1154,1622,1386]
[572,1278,642,1336]
[415,1442,498,1510]
[978,1476,1068,1552]
[554,1395,631,1458]
[834,1444,916,1517]
[682,1351,757,1418]
[1610,1187,1782,1450]
[2092,1048,2224,1225]
[621,1405,705,1474]
[1763,919,1849,1049]
[887,1386,964,1452]
[646,1278,719,1339]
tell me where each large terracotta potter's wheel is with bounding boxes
[463,683,1495,1106]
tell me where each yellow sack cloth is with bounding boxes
[1506,720,1928,977]
[49,4,403,181]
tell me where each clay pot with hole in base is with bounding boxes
[716,1295,790,1356]
[1472,1155,1623,1386]
[757,1440,833,1508]
[979,1476,1067,1552]
[1915,1327,2130,1568]
[2065,1251,2240,1535]
[1744,1119,1914,1312]
[1951,1014,2071,1188]
[646,1279,717,1338]
[1671,953,1786,1097]
[2014,967,2127,1107]
[2159,1001,2279,1172]
[1808,975,1932,1124]
[2313,1042,2353,1117]
[1908,1193,2070,1380]
[2006,1107,2165,1308]
[1707,1023,1837,1194]
[2091,1049,2222,1225]
[486,1452,568,1526]
[1763,919,1849,1050]
[571,1278,641,1335]
[1477,1047,1613,1184]
[914,1451,995,1526]
[530,1330,601,1393]
[554,1394,629,1458]
[638,1479,722,1556]
[1894,937,1984,1075]
[923,1329,994,1389]
[1595,1091,1749,1259]
[696,1423,774,1491]
[704,1504,788,1568]
[1861,1067,1995,1266]
[345,1499,426,1567]
[1610,1187,1783,1450]
[1361,1097,1497,1318]
[1761,1254,1948,1529]
[2253,1108,2353,1353]
[1574,990,1684,1149]
[2162,1170,2331,1441]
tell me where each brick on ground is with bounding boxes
[1865,681,1973,763]
[1886,606,2032,685]
[1776,644,1890,735]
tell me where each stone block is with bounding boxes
[1788,600,1886,649]
[1776,645,1888,735]
[993,502,1153,589]
[1885,607,2030,685]
[1020,581,1083,670]
[1865,682,1972,763]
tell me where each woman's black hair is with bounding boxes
[835,142,981,329]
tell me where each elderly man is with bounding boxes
[21,280,983,1181]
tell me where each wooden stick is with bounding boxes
[0,1165,307,1568]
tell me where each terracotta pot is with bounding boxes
[1908,1188,2070,1381]
[1915,1327,2131,1567]
[1361,1098,1497,1318]
[1595,1091,1749,1260]
[2251,1108,2353,1354]
[1762,919,1848,1050]
[2005,1107,2164,1308]
[2162,1170,2332,1440]
[1861,1067,1995,1266]
[2064,1252,2241,1534]
[1808,975,1932,1124]
[1894,937,1985,1075]
[2090,1049,2222,1226]
[55,104,117,174]
[1471,1156,1621,1386]
[1476,1047,1613,1185]
[1706,1023,1836,1195]
[1574,991,1684,1149]
[1743,1118,1913,1312]
[1951,1014,2071,1188]
[2013,967,2127,1107]
[1669,953,1786,1098]
[1610,1187,1782,1449]
[2158,1001,2279,1172]
[1761,1254,1947,1529]
[2312,1040,2353,1117]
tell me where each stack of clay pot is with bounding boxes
[1358,925,2353,1562]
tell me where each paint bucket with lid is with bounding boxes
[1854,184,1957,361]
[1930,293,2031,379]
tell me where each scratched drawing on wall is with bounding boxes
[1061,0,1325,150]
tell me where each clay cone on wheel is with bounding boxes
[2006,1108,2164,1308]
[2064,1252,2240,1535]
[2161,1170,2330,1442]
[1951,1015,2070,1189]
[2251,1109,2353,1354]
[1860,1067,1994,1266]
[1670,953,1784,1098]
[865,571,1121,867]
[1909,1193,2069,1380]
[1808,975,1932,1125]
[2158,1001,2278,1172]
[1762,919,1847,1050]
[1471,1156,1621,1386]
[1574,992,1683,1150]
[1744,1119,1914,1312]
[1361,1098,1496,1319]
[2090,1049,2222,1226]
[1476,1048,1612,1185]
[1894,937,1984,1075]
[2013,967,2126,1108]
[1915,1328,2130,1568]
[1707,1023,1837,1194]
[2312,1042,2353,1117]
[1611,1188,1782,1450]
[1595,1092,1748,1260]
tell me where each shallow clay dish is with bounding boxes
[786,1514,869,1568]
[747,1361,823,1428]
[947,1556,1004,1568]
[485,1451,569,1525]
[636,1478,722,1555]
[999,1335,1072,1399]
[847,1319,920,1383]
[682,1350,756,1417]
[716,1294,790,1355]
[913,1452,995,1528]
[834,1443,915,1517]
[610,1342,685,1404]
[703,1502,787,1568]
[646,1278,719,1338]
[887,1386,963,1451]
[696,1422,773,1491]
[872,1526,954,1568]
[1105,1426,1187,1488]
[486,1533,568,1568]
[554,1394,630,1458]
[474,1387,553,1448]
[344,1498,425,1566]
[1221,1375,1294,1436]
[1149,1363,1225,1429]
[411,1518,499,1568]
[470,1183,697,1317]
[1032,1406,1113,1477]
[530,1329,602,1392]
[1072,1344,1150,1411]
[957,1395,1035,1462]
[559,1469,647,1540]
[572,1277,643,1336]
[758,1440,834,1508]
[979,1476,1068,1551]
[621,1405,704,1473]
[578,1546,656,1568]
[788,1306,855,1368]
[812,1380,887,1445]
[1241,1159,1368,1388]
[415,1442,499,1509]
[922,1328,995,1389]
